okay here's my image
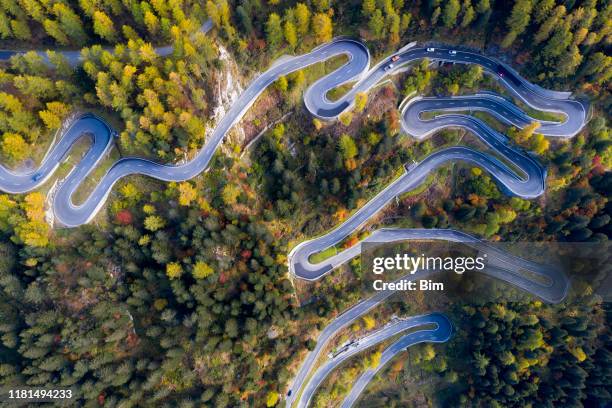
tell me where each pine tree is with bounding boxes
[43,19,69,45]
[93,11,117,42]
[501,0,533,48]
[460,0,475,27]
[295,3,310,36]
[52,3,87,45]
[534,5,565,44]
[368,9,384,39]
[265,13,283,49]
[284,21,297,48]
[206,1,220,27]
[442,0,461,28]
[311,12,332,43]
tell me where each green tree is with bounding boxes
[52,3,87,45]
[9,19,31,40]
[312,0,329,12]
[475,0,490,13]
[460,0,475,27]
[442,0,461,28]
[0,14,12,39]
[369,9,384,39]
[43,19,69,45]
[284,21,297,48]
[387,12,400,45]
[222,183,240,205]
[401,13,412,31]
[338,134,358,160]
[557,44,582,78]
[93,11,117,42]
[541,20,572,59]
[501,0,533,48]
[362,0,376,15]
[206,0,220,27]
[144,11,160,35]
[265,13,283,49]
[534,5,565,44]
[582,52,611,83]
[295,3,310,36]
[431,7,441,25]
[534,0,555,23]
[338,111,353,126]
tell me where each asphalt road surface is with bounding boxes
[339,313,453,408]
[1,38,583,408]
[0,41,587,227]
[286,228,570,407]
[297,313,452,408]
[284,46,581,406]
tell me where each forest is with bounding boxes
[0,0,610,407]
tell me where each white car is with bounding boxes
[426,47,435,52]
[384,63,394,71]
[449,50,457,55]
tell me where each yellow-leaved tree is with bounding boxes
[12,192,50,247]
[1,132,29,162]
[178,182,198,206]
[193,261,214,279]
[166,262,183,279]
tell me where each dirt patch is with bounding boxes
[328,84,399,139]
[240,90,285,145]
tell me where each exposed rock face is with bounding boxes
[208,45,246,153]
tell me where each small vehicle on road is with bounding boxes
[287,390,292,397]
[449,50,457,55]
[32,174,42,182]
[405,161,418,172]
[384,63,394,71]
[426,47,435,52]
[391,55,400,62]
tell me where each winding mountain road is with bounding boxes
[339,315,452,408]
[0,40,587,227]
[1,37,585,408]
[286,228,570,407]
[298,313,452,408]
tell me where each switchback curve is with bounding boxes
[0,41,587,227]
